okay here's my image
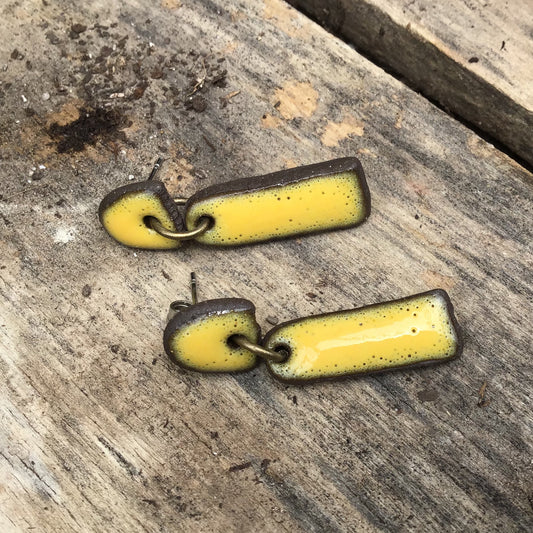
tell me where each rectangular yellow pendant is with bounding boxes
[185,157,370,246]
[263,290,462,382]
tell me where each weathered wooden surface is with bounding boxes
[289,0,533,166]
[1,0,532,531]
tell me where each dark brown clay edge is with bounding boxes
[98,180,184,245]
[262,288,464,384]
[185,157,371,243]
[163,297,262,373]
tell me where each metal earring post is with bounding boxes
[167,272,199,321]
[148,157,164,180]
[190,272,198,304]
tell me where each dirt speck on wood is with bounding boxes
[82,284,92,297]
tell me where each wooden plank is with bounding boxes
[288,0,533,167]
[0,0,532,531]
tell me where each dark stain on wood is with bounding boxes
[47,107,127,153]
[228,461,252,473]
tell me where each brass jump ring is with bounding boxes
[230,335,287,363]
[147,216,211,241]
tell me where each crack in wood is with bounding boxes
[97,436,140,477]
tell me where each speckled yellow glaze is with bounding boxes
[100,191,180,249]
[166,311,260,372]
[264,291,460,381]
[186,171,366,245]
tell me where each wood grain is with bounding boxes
[288,0,533,166]
[0,0,532,531]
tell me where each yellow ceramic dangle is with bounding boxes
[164,298,261,372]
[98,157,370,249]
[185,157,370,246]
[263,290,462,382]
[99,180,183,249]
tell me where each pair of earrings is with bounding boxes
[99,157,462,383]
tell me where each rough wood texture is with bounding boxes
[1,0,532,531]
[289,0,533,167]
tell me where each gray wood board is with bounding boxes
[0,0,532,531]
[289,0,533,167]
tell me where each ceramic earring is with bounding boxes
[99,156,370,250]
[163,273,273,373]
[164,274,463,383]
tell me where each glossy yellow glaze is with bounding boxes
[186,171,366,245]
[101,191,180,249]
[265,292,459,381]
[167,311,259,372]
